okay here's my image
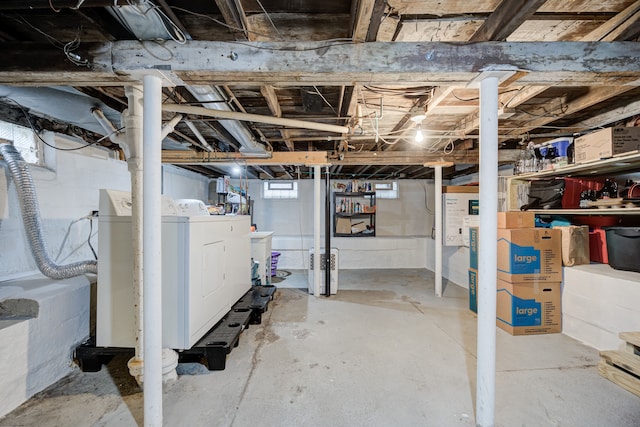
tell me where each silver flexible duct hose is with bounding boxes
[0,143,98,279]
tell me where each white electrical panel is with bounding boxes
[97,189,251,350]
[308,248,338,295]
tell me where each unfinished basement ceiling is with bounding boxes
[0,0,640,180]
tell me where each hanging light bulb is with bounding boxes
[409,108,427,144]
[415,126,424,143]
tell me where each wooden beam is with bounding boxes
[330,149,519,165]
[260,84,294,151]
[427,87,457,111]
[500,85,548,109]
[583,1,640,41]
[552,98,640,133]
[280,128,295,152]
[110,41,640,86]
[214,0,250,40]
[260,85,281,118]
[470,0,546,42]
[5,42,640,86]
[351,0,377,42]
[162,150,328,166]
[366,0,387,42]
[504,85,637,136]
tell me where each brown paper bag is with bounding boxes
[556,225,590,266]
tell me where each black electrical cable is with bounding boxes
[88,216,97,260]
[0,96,96,151]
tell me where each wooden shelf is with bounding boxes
[335,212,375,218]
[514,151,640,179]
[516,208,640,216]
[508,151,640,212]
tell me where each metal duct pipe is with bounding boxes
[186,85,268,154]
[0,142,98,279]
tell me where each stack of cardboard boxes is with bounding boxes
[469,212,563,335]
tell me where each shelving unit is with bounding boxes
[333,191,376,237]
[507,151,640,215]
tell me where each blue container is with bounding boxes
[550,138,572,157]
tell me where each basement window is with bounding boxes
[263,181,299,199]
[0,121,42,166]
[375,181,399,199]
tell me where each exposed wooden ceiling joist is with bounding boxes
[469,0,546,42]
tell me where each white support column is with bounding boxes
[476,75,499,427]
[434,165,443,297]
[142,74,163,427]
[313,165,322,296]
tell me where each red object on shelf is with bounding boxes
[562,177,605,209]
[589,229,609,264]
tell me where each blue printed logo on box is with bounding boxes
[511,295,541,327]
[498,238,540,274]
[497,289,542,327]
[469,228,479,270]
[468,269,477,313]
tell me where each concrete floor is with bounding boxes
[0,269,638,427]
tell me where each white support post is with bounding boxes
[434,165,443,297]
[142,74,163,427]
[124,85,145,384]
[313,165,322,296]
[476,75,499,427]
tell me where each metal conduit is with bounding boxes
[0,142,97,279]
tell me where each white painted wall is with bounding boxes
[161,164,209,201]
[247,179,444,271]
[0,135,130,279]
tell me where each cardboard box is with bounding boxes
[497,212,535,229]
[336,217,351,234]
[351,221,367,234]
[496,280,561,335]
[469,227,479,270]
[468,268,478,313]
[574,127,640,163]
[497,228,562,283]
[462,215,481,247]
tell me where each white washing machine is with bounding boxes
[97,189,251,350]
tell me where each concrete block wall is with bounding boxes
[562,264,640,351]
[0,275,90,418]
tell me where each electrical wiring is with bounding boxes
[168,6,277,40]
[363,85,433,96]
[49,0,61,13]
[312,86,337,115]
[54,215,97,263]
[0,97,96,151]
[256,0,282,37]
[88,216,97,260]
[5,15,92,67]
[443,139,455,154]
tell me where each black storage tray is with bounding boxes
[603,227,640,273]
